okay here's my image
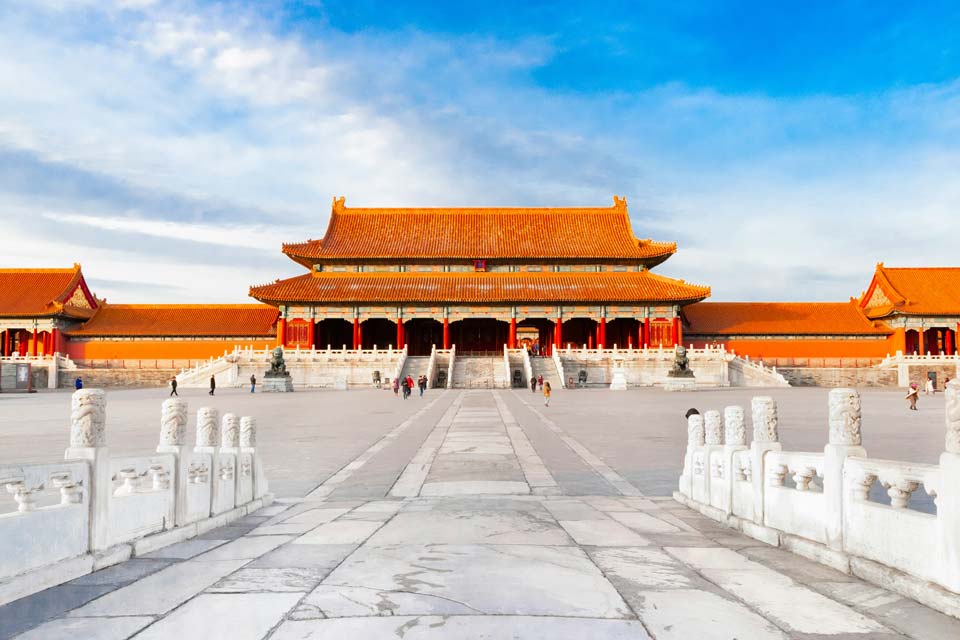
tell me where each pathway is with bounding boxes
[2,390,958,639]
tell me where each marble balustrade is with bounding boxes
[0,390,271,606]
[677,381,960,602]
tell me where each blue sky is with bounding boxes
[1,0,959,302]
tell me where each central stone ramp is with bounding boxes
[392,390,542,497]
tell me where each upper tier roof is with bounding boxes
[250,271,709,305]
[67,304,278,337]
[282,196,676,266]
[860,264,960,318]
[684,301,890,336]
[0,264,98,319]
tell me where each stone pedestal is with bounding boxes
[663,377,696,392]
[262,376,294,392]
[609,359,627,391]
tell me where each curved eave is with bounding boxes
[249,272,710,307]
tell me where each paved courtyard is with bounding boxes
[1,387,957,638]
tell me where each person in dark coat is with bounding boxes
[250,374,256,393]
[401,377,410,399]
[209,375,216,396]
[530,376,537,393]
[170,378,178,396]
[74,376,83,390]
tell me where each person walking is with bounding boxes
[925,377,935,396]
[393,378,399,396]
[530,376,537,393]
[543,381,551,407]
[170,377,178,396]
[74,376,83,390]
[537,374,543,390]
[419,375,426,397]
[406,374,414,393]
[401,376,410,399]
[250,374,256,393]
[906,382,919,411]
[209,375,216,396]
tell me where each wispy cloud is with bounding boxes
[0,0,958,303]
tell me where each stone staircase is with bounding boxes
[399,356,431,385]
[530,356,562,389]
[451,356,509,388]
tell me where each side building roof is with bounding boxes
[860,264,960,318]
[67,304,278,337]
[0,264,98,319]
[684,301,890,336]
[250,271,710,306]
[282,196,676,266]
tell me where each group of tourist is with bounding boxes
[905,375,950,410]
[394,374,428,399]
[528,375,551,406]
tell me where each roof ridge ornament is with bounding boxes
[613,195,627,210]
[332,196,346,213]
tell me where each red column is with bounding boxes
[675,317,683,347]
[51,328,59,355]
[443,318,450,350]
[307,321,316,350]
[670,318,679,347]
[508,318,517,349]
[947,327,955,356]
[31,327,38,356]
[918,329,925,355]
[2,330,8,357]
[396,320,404,349]
[276,318,286,347]
[599,317,606,348]
[555,317,563,349]
[352,318,359,349]
[357,322,363,350]
[643,318,650,347]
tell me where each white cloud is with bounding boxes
[0,0,958,306]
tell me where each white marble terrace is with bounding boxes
[677,379,960,615]
[0,390,271,606]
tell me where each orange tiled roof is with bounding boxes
[684,301,890,336]
[861,265,960,318]
[282,196,676,265]
[250,271,709,305]
[0,265,98,318]
[67,304,278,337]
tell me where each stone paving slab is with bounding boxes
[3,389,959,639]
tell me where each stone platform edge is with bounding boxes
[672,491,960,620]
[0,493,274,607]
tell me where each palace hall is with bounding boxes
[1,197,958,382]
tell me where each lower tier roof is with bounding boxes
[250,271,710,305]
[684,302,891,336]
[67,304,278,337]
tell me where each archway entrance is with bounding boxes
[316,319,353,349]
[561,317,598,349]
[450,319,509,354]
[607,318,641,349]
[404,319,443,356]
[517,318,552,356]
[359,318,396,350]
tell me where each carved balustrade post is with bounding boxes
[241,416,269,499]
[156,398,188,526]
[941,379,960,591]
[720,405,748,516]
[64,389,110,551]
[679,413,705,499]
[194,407,225,516]
[701,410,725,506]
[220,413,241,507]
[824,387,867,551]
[749,396,782,526]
